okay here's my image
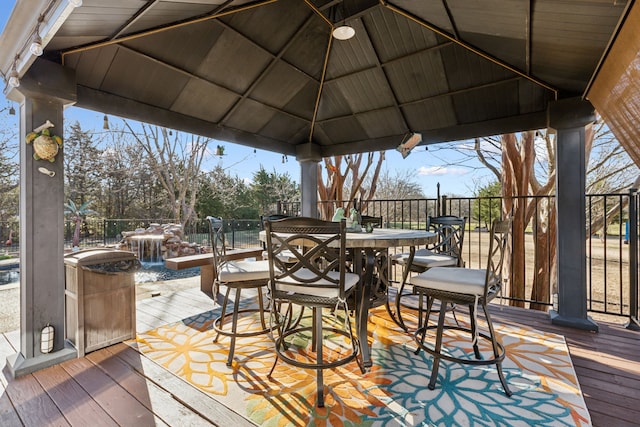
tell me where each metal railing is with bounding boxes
[314,193,638,321]
[2,191,637,322]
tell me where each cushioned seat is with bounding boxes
[410,267,498,296]
[395,251,458,269]
[218,259,271,282]
[275,269,360,298]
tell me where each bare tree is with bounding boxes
[474,124,638,310]
[0,107,19,242]
[375,169,425,200]
[123,121,210,225]
[97,128,159,218]
[317,152,385,219]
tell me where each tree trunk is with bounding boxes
[530,198,556,310]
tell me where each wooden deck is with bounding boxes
[1,287,639,427]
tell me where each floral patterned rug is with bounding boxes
[131,303,591,427]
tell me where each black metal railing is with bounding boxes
[315,193,638,321]
[2,190,638,321]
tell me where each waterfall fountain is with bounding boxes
[117,223,205,262]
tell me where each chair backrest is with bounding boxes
[426,215,466,266]
[206,216,226,277]
[483,218,512,298]
[265,217,348,299]
[360,215,383,228]
[259,214,291,230]
[260,214,291,249]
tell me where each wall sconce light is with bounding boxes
[396,132,422,159]
[103,115,109,130]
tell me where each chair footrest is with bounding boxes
[275,325,359,370]
[213,308,276,338]
[413,324,506,366]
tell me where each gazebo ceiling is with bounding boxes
[0,0,632,158]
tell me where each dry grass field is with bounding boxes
[387,230,633,325]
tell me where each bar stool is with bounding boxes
[410,218,512,396]
[207,216,274,366]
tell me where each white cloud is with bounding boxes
[418,166,467,176]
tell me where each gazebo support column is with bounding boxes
[6,59,78,377]
[548,97,598,332]
[297,142,322,218]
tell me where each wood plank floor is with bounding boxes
[1,286,639,426]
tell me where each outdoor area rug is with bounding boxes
[130,303,591,427]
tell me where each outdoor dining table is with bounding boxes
[259,227,437,368]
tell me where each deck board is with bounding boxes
[59,355,167,426]
[3,372,69,426]
[86,347,214,426]
[32,364,118,426]
[108,344,252,426]
[0,286,638,426]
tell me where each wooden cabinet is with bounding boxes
[64,249,138,356]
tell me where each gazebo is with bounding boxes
[0,0,638,376]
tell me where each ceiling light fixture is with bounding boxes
[332,25,355,40]
[332,1,355,41]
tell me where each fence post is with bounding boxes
[103,219,107,247]
[231,220,236,248]
[626,188,640,330]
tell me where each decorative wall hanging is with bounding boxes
[26,120,63,162]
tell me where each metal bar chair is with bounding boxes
[264,217,365,408]
[391,215,467,331]
[207,216,275,366]
[410,218,512,396]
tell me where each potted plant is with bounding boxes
[64,200,97,251]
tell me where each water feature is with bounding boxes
[117,223,206,261]
[0,263,19,286]
[135,261,200,283]
[126,235,166,263]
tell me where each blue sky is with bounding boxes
[0,2,492,197]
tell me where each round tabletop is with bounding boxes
[259,228,436,249]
